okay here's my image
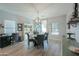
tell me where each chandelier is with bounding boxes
[34,10,41,24]
[68,3,79,29]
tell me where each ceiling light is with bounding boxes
[68,3,79,29]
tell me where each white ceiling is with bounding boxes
[0,3,73,20]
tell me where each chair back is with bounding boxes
[26,33,30,41]
[36,35,44,45]
[44,33,48,40]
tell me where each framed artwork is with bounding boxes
[17,23,23,31]
[24,24,33,33]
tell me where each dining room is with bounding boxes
[0,3,69,56]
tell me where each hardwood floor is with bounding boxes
[0,40,62,56]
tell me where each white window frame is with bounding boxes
[4,20,16,35]
[51,23,59,35]
[41,20,47,33]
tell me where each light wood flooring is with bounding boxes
[0,40,62,56]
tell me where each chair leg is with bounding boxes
[28,42,30,49]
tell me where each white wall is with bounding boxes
[66,7,79,43]
[0,10,17,34]
[0,9,32,23]
[47,15,66,40]
[0,9,32,33]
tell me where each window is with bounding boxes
[4,20,16,35]
[52,23,59,35]
[33,20,47,33]
[41,20,47,33]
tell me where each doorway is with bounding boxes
[46,15,66,55]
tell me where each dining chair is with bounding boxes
[26,33,36,48]
[44,33,48,44]
[35,34,45,48]
[43,33,49,49]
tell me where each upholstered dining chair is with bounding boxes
[34,34,45,48]
[26,33,36,48]
[44,33,48,43]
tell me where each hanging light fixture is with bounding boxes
[32,4,41,24]
[0,24,4,28]
[35,10,41,23]
[68,3,79,29]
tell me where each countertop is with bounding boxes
[62,38,79,56]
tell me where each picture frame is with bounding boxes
[17,23,23,31]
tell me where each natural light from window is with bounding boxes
[4,20,16,35]
[41,20,47,33]
[52,23,59,35]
